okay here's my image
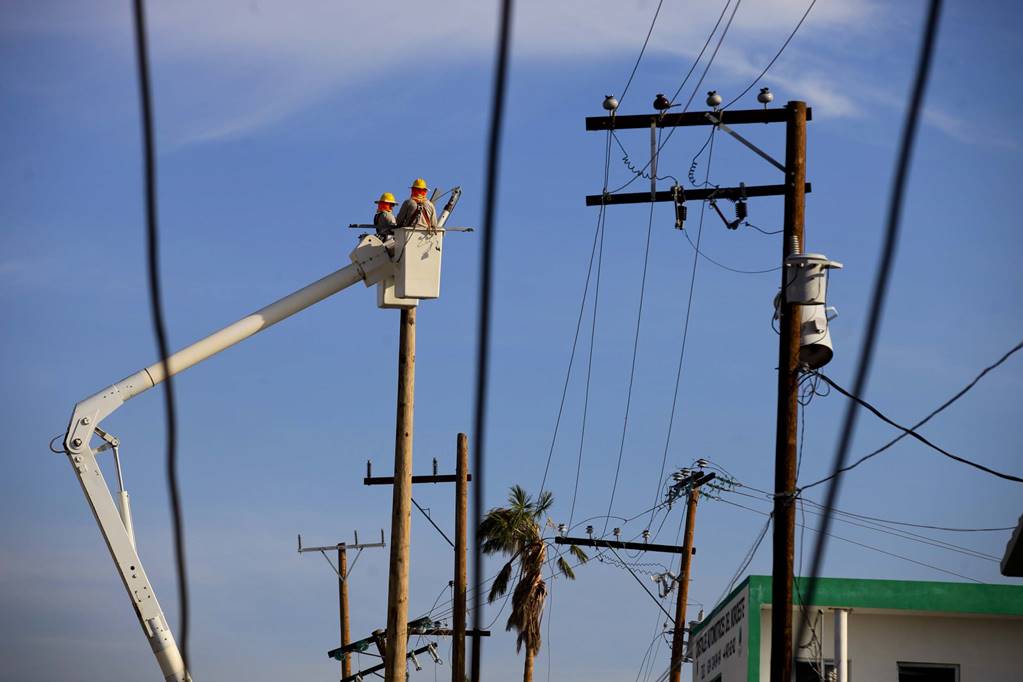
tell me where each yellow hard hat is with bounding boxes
[410,178,428,190]
[376,192,398,205]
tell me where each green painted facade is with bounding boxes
[690,576,1023,682]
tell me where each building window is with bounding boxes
[897,662,959,682]
[795,659,849,681]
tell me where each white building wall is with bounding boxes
[758,608,1023,681]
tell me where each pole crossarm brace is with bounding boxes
[585,106,813,131]
[554,536,686,554]
[705,113,786,172]
[586,183,811,207]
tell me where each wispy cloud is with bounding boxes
[923,106,1019,151]
[7,0,992,146]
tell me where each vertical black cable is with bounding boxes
[796,0,942,653]
[131,0,190,673]
[471,1,514,679]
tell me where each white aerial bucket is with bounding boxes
[395,227,444,299]
[377,277,419,309]
[784,252,842,305]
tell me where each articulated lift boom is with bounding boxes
[60,196,460,681]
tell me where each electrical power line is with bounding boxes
[618,0,667,107]
[131,0,190,674]
[610,0,739,194]
[569,204,606,528]
[649,132,716,527]
[800,338,1023,491]
[814,372,1023,483]
[746,221,784,236]
[717,514,772,605]
[471,0,514,678]
[717,496,985,584]
[603,132,662,534]
[721,0,818,109]
[537,130,612,499]
[726,488,1001,562]
[799,0,944,650]
[668,0,734,106]
[798,500,1015,533]
[682,228,782,274]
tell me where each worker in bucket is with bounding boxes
[395,177,437,228]
[373,191,398,237]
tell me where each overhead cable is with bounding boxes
[610,0,739,194]
[800,338,1023,491]
[618,0,667,108]
[131,0,190,673]
[717,496,984,584]
[569,185,607,528]
[471,0,514,678]
[721,0,818,109]
[798,500,1015,533]
[723,489,1002,562]
[649,132,715,527]
[798,0,944,649]
[537,129,612,498]
[814,372,1023,484]
[603,132,662,534]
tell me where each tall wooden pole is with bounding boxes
[385,307,416,682]
[770,100,807,682]
[452,433,469,682]
[668,489,700,682]
[338,545,351,680]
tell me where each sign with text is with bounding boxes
[690,585,749,682]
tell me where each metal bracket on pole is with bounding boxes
[705,113,786,173]
[297,530,386,580]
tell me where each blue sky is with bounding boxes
[2,1,1021,680]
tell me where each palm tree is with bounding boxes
[478,485,588,682]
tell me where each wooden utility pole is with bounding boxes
[367,441,471,682]
[668,488,700,682]
[385,306,416,682]
[582,98,813,682]
[770,100,807,682]
[297,531,385,679]
[556,471,714,682]
[338,547,351,679]
[453,433,469,682]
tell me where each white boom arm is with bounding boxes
[60,235,397,681]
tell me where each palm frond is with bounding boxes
[556,556,576,580]
[489,560,514,603]
[534,490,555,517]
[568,544,589,564]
